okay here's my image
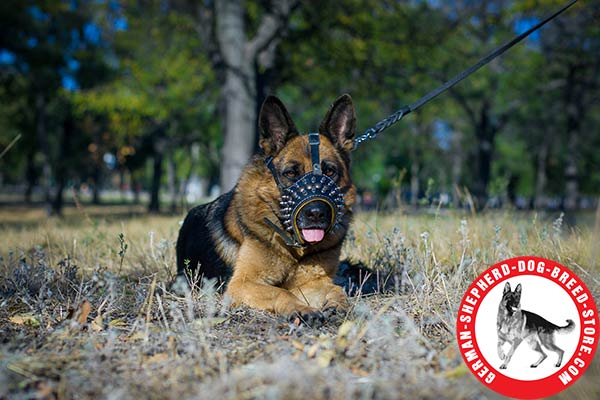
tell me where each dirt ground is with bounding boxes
[1,205,598,399]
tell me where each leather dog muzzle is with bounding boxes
[264,133,345,247]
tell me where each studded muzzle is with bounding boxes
[264,133,346,247]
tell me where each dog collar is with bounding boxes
[263,133,345,248]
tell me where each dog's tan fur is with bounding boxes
[176,95,357,320]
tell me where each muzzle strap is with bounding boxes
[265,156,283,189]
[263,217,303,248]
[309,132,322,175]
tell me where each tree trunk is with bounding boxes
[35,93,52,206]
[215,0,256,192]
[25,146,36,203]
[133,176,141,204]
[410,164,419,208]
[534,140,549,209]
[167,150,177,212]
[119,169,126,202]
[50,111,74,216]
[214,0,298,193]
[92,164,101,205]
[472,101,496,210]
[451,130,463,208]
[148,138,165,213]
[563,64,582,212]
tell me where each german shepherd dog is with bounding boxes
[497,282,575,369]
[176,95,357,322]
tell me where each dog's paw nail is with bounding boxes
[499,364,507,369]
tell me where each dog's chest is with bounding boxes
[499,310,525,339]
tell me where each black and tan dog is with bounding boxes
[497,282,575,369]
[176,95,358,321]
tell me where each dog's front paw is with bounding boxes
[555,361,562,367]
[499,363,507,369]
[530,364,538,368]
[498,349,505,360]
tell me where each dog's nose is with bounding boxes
[306,205,325,221]
[301,201,329,224]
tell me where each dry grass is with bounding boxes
[0,204,599,399]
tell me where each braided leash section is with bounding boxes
[353,106,411,150]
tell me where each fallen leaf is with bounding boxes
[36,381,55,399]
[9,314,40,327]
[351,367,370,377]
[145,353,169,364]
[445,364,468,379]
[91,315,103,332]
[109,319,128,327]
[70,300,91,325]
[291,340,304,351]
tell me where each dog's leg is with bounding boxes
[289,277,349,311]
[226,240,320,317]
[499,339,522,369]
[528,337,548,368]
[539,333,565,367]
[286,257,350,312]
[497,333,507,360]
[497,340,506,360]
[227,279,317,315]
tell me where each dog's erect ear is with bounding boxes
[319,94,356,152]
[503,282,511,295]
[514,283,522,301]
[259,96,299,156]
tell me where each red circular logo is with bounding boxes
[456,256,599,399]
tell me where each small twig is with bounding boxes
[118,233,128,274]
[297,287,311,307]
[155,291,170,330]
[144,275,157,341]
[0,133,22,160]
[7,363,36,379]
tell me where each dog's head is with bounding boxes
[258,94,357,245]
[501,282,522,312]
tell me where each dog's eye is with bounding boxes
[283,170,297,179]
[323,165,337,177]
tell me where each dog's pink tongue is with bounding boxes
[302,229,325,243]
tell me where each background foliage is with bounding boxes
[1,0,599,214]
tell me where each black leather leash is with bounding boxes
[353,0,578,150]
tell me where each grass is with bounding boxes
[0,204,599,399]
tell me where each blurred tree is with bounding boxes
[210,0,299,192]
[2,0,598,215]
[75,0,218,212]
[0,0,109,215]
[276,0,455,206]
[538,1,600,211]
